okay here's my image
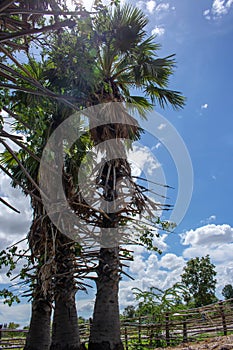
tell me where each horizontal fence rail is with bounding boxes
[0,328,28,349]
[1,299,233,349]
[121,299,233,349]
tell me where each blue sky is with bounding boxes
[0,0,233,326]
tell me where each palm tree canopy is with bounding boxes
[89,3,185,110]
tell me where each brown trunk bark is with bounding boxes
[50,294,80,350]
[24,292,52,350]
[50,234,80,350]
[24,203,53,350]
[88,247,124,350]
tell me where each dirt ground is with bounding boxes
[156,335,233,350]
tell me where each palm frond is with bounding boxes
[126,95,153,118]
[145,85,186,110]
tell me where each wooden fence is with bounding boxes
[0,328,27,349]
[121,299,233,349]
[1,299,233,349]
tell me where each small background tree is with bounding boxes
[131,283,188,347]
[123,305,136,319]
[181,255,217,307]
[222,284,233,300]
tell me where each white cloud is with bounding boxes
[181,224,233,296]
[128,144,161,177]
[124,234,169,280]
[204,0,233,19]
[151,26,165,37]
[119,251,185,310]
[203,9,211,20]
[151,142,162,150]
[0,174,32,286]
[208,214,216,221]
[156,3,170,12]
[159,253,185,271]
[136,1,172,17]
[77,297,94,318]
[135,1,146,11]
[0,302,31,327]
[181,224,233,249]
[0,175,31,247]
[201,103,208,109]
[157,123,167,130]
[146,0,156,13]
[212,0,232,15]
[200,215,216,224]
[67,0,95,10]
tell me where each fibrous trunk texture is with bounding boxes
[88,247,124,350]
[24,289,52,350]
[50,234,80,350]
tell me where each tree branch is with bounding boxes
[0,19,76,44]
[0,197,20,213]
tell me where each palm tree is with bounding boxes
[0,0,78,54]
[0,56,89,349]
[70,3,185,349]
[1,3,185,349]
[0,145,55,350]
[38,3,185,348]
[0,0,88,214]
[0,2,99,349]
[0,5,101,345]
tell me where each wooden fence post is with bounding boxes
[165,312,170,346]
[0,324,2,349]
[219,301,227,336]
[149,325,154,346]
[124,327,128,350]
[183,316,188,343]
[138,316,141,344]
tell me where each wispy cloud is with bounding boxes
[128,144,161,177]
[0,302,31,327]
[156,3,170,13]
[146,0,156,13]
[203,9,211,20]
[157,123,167,130]
[151,142,162,150]
[200,215,216,224]
[151,26,165,37]
[136,1,173,17]
[203,0,233,20]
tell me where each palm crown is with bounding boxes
[89,3,185,111]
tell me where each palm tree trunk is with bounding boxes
[50,294,80,350]
[24,287,52,350]
[24,201,54,350]
[88,155,129,350]
[50,234,80,350]
[89,247,123,350]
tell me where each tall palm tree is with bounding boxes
[0,147,55,350]
[1,3,185,350]
[0,0,88,214]
[0,4,102,344]
[0,2,104,349]
[0,56,90,349]
[79,3,185,349]
[38,3,185,348]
